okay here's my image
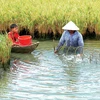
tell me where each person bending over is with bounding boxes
[54,21,84,55]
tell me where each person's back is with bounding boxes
[59,30,83,47]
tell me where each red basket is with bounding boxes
[18,35,32,46]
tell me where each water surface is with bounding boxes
[0,40,100,100]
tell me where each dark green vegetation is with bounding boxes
[0,34,12,70]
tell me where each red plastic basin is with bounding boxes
[18,35,32,46]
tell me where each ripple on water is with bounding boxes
[1,46,100,100]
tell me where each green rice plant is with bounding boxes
[0,34,12,68]
[0,0,100,39]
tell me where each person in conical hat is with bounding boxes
[54,21,84,55]
[62,21,79,30]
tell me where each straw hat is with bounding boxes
[62,21,79,30]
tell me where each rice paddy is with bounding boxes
[0,0,100,39]
[0,34,12,69]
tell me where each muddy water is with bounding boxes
[0,40,100,100]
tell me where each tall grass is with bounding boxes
[0,0,100,39]
[0,34,12,68]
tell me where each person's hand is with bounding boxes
[77,54,81,57]
[76,54,83,58]
[13,43,19,46]
[54,50,58,54]
[12,43,16,46]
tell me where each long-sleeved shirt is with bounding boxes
[56,30,84,52]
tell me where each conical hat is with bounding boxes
[62,21,79,30]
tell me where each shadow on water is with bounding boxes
[0,41,100,100]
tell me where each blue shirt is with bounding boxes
[56,30,84,51]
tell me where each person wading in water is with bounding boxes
[54,21,84,56]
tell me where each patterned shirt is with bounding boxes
[56,30,84,51]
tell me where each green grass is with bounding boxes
[0,34,12,66]
[0,0,100,38]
